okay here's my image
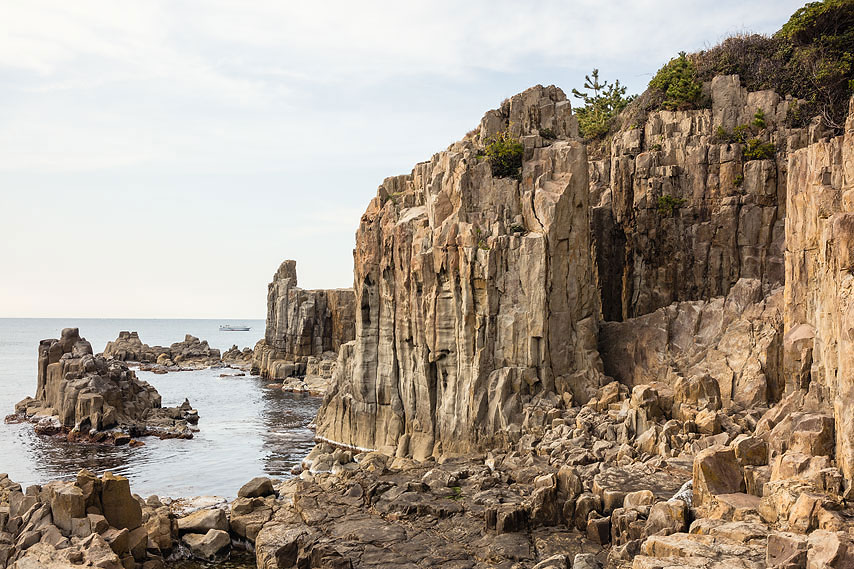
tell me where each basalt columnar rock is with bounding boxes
[782,97,854,484]
[591,76,825,321]
[599,278,784,410]
[222,344,254,367]
[9,328,198,443]
[317,85,606,459]
[103,331,224,371]
[259,81,854,569]
[252,260,355,388]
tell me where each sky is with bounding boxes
[0,0,806,318]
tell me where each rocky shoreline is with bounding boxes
[6,328,200,446]
[104,331,254,375]
[7,11,854,568]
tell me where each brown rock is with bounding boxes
[177,508,228,534]
[693,445,745,508]
[101,472,142,530]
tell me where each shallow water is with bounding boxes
[170,550,256,569]
[0,318,320,499]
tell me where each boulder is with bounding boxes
[101,472,142,531]
[238,477,275,498]
[181,529,231,561]
[177,508,228,534]
[693,445,745,508]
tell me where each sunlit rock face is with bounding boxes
[252,260,355,381]
[317,85,606,459]
[592,75,812,321]
[782,97,854,483]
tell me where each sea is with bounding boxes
[0,318,321,500]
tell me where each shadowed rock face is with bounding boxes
[252,260,355,381]
[316,85,606,459]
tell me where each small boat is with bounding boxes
[219,324,251,332]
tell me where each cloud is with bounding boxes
[0,0,806,317]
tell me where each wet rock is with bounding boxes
[11,328,198,443]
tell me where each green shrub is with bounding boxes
[509,224,525,234]
[715,123,752,143]
[691,1,854,131]
[649,52,704,110]
[752,109,767,129]
[572,69,635,139]
[734,173,744,187]
[484,132,524,179]
[657,194,687,216]
[743,139,776,160]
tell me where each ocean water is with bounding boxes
[0,318,320,499]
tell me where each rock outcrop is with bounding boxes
[8,328,198,444]
[591,76,819,321]
[599,278,784,410]
[0,471,179,569]
[252,260,355,390]
[103,331,223,371]
[253,82,854,569]
[222,344,254,368]
[317,85,605,459]
[782,96,854,483]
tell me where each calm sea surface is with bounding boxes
[0,318,320,499]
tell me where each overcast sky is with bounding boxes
[1,0,805,318]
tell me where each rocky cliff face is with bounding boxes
[592,76,828,321]
[316,85,605,459]
[782,97,854,483]
[252,260,355,382]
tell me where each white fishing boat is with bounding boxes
[219,324,251,331]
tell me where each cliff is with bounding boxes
[591,76,826,320]
[252,260,355,382]
[782,97,854,483]
[316,85,606,459]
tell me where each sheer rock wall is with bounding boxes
[252,260,355,380]
[316,85,605,459]
[783,98,854,482]
[593,75,820,321]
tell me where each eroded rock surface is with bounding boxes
[8,328,198,444]
[103,331,224,371]
[317,85,605,459]
[252,260,355,393]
